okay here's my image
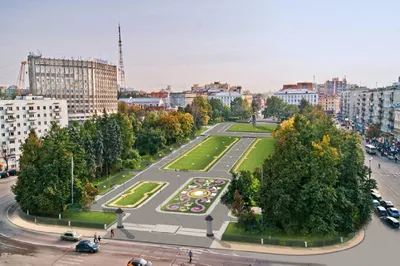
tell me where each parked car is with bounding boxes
[387,208,400,218]
[382,216,400,228]
[127,258,152,266]
[380,200,394,209]
[75,240,99,253]
[376,206,387,216]
[371,192,382,200]
[61,231,82,242]
[373,200,381,207]
[0,172,9,178]
[7,169,17,176]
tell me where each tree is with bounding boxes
[230,98,252,120]
[111,113,135,159]
[221,171,259,208]
[118,101,128,114]
[209,98,226,123]
[256,107,373,235]
[19,130,41,169]
[136,129,166,155]
[187,96,211,129]
[102,117,123,176]
[159,113,183,145]
[299,98,312,113]
[232,190,245,216]
[176,112,194,137]
[366,123,381,139]
[263,96,285,120]
[251,99,259,112]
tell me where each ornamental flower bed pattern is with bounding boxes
[162,178,228,214]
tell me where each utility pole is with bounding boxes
[71,155,74,204]
[261,166,264,227]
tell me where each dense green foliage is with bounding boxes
[223,106,375,236]
[263,96,299,122]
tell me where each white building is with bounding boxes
[28,55,118,121]
[274,89,318,105]
[0,96,68,170]
[118,97,164,109]
[208,92,244,106]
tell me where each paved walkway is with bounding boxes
[8,209,107,237]
[212,230,365,256]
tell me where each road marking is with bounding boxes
[385,184,400,197]
[0,241,29,250]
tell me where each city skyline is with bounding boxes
[1,0,400,92]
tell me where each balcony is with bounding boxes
[379,102,383,108]
[28,117,36,121]
[28,109,37,113]
[54,115,61,119]
[54,107,61,112]
[8,135,16,140]
[6,110,14,115]
[6,118,15,123]
[30,124,37,129]
[5,102,13,105]
[7,127,15,132]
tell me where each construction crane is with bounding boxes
[16,61,27,96]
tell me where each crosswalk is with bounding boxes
[379,173,400,176]
[53,253,87,266]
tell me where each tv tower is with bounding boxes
[118,23,125,91]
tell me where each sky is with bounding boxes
[1,0,400,93]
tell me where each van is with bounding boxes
[376,206,387,217]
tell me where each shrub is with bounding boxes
[123,159,139,169]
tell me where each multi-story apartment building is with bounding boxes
[0,96,68,170]
[325,77,347,95]
[353,87,400,134]
[340,88,365,121]
[170,92,197,108]
[393,104,400,139]
[274,88,318,105]
[318,94,341,115]
[27,55,118,121]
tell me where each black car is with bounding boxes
[380,200,394,209]
[127,258,152,266]
[383,216,400,228]
[75,240,99,253]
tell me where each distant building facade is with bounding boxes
[274,88,318,105]
[28,55,118,121]
[170,92,196,108]
[318,94,341,114]
[118,97,164,110]
[0,95,68,170]
[208,92,244,106]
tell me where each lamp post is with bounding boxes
[177,174,180,189]
[369,157,372,180]
[71,155,74,204]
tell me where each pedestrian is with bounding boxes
[97,235,101,243]
[378,163,381,169]
[94,233,97,243]
[188,250,193,263]
[110,228,114,238]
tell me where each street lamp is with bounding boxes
[177,174,180,189]
[369,157,372,180]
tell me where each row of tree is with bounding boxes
[263,96,306,122]
[222,105,375,236]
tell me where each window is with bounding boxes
[16,115,19,118]
[10,148,15,153]
[37,114,40,118]
[23,114,26,118]
[44,114,47,117]
[38,129,41,133]
[24,131,27,134]
[37,106,40,110]
[0,116,3,119]
[16,107,19,111]
[49,106,52,109]
[43,106,46,110]
[17,132,21,135]
[18,140,22,143]
[1,133,4,137]
[0,125,3,129]
[44,121,47,125]
[10,140,15,144]
[23,123,26,126]
[38,122,41,125]
[17,123,20,127]
[0,107,2,111]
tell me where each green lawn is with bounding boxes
[61,211,116,225]
[163,136,239,171]
[93,171,135,194]
[228,124,277,133]
[233,138,276,173]
[222,222,352,246]
[110,182,165,207]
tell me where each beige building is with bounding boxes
[0,96,68,170]
[28,55,118,121]
[318,94,341,114]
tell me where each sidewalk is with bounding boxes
[212,230,365,255]
[8,208,107,237]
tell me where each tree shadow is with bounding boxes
[210,236,231,248]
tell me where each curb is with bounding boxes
[0,233,74,249]
[6,204,106,238]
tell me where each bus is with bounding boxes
[365,144,377,155]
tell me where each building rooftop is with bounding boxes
[119,97,161,104]
[276,89,317,94]
[208,92,242,97]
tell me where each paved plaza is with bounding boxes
[91,123,273,247]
